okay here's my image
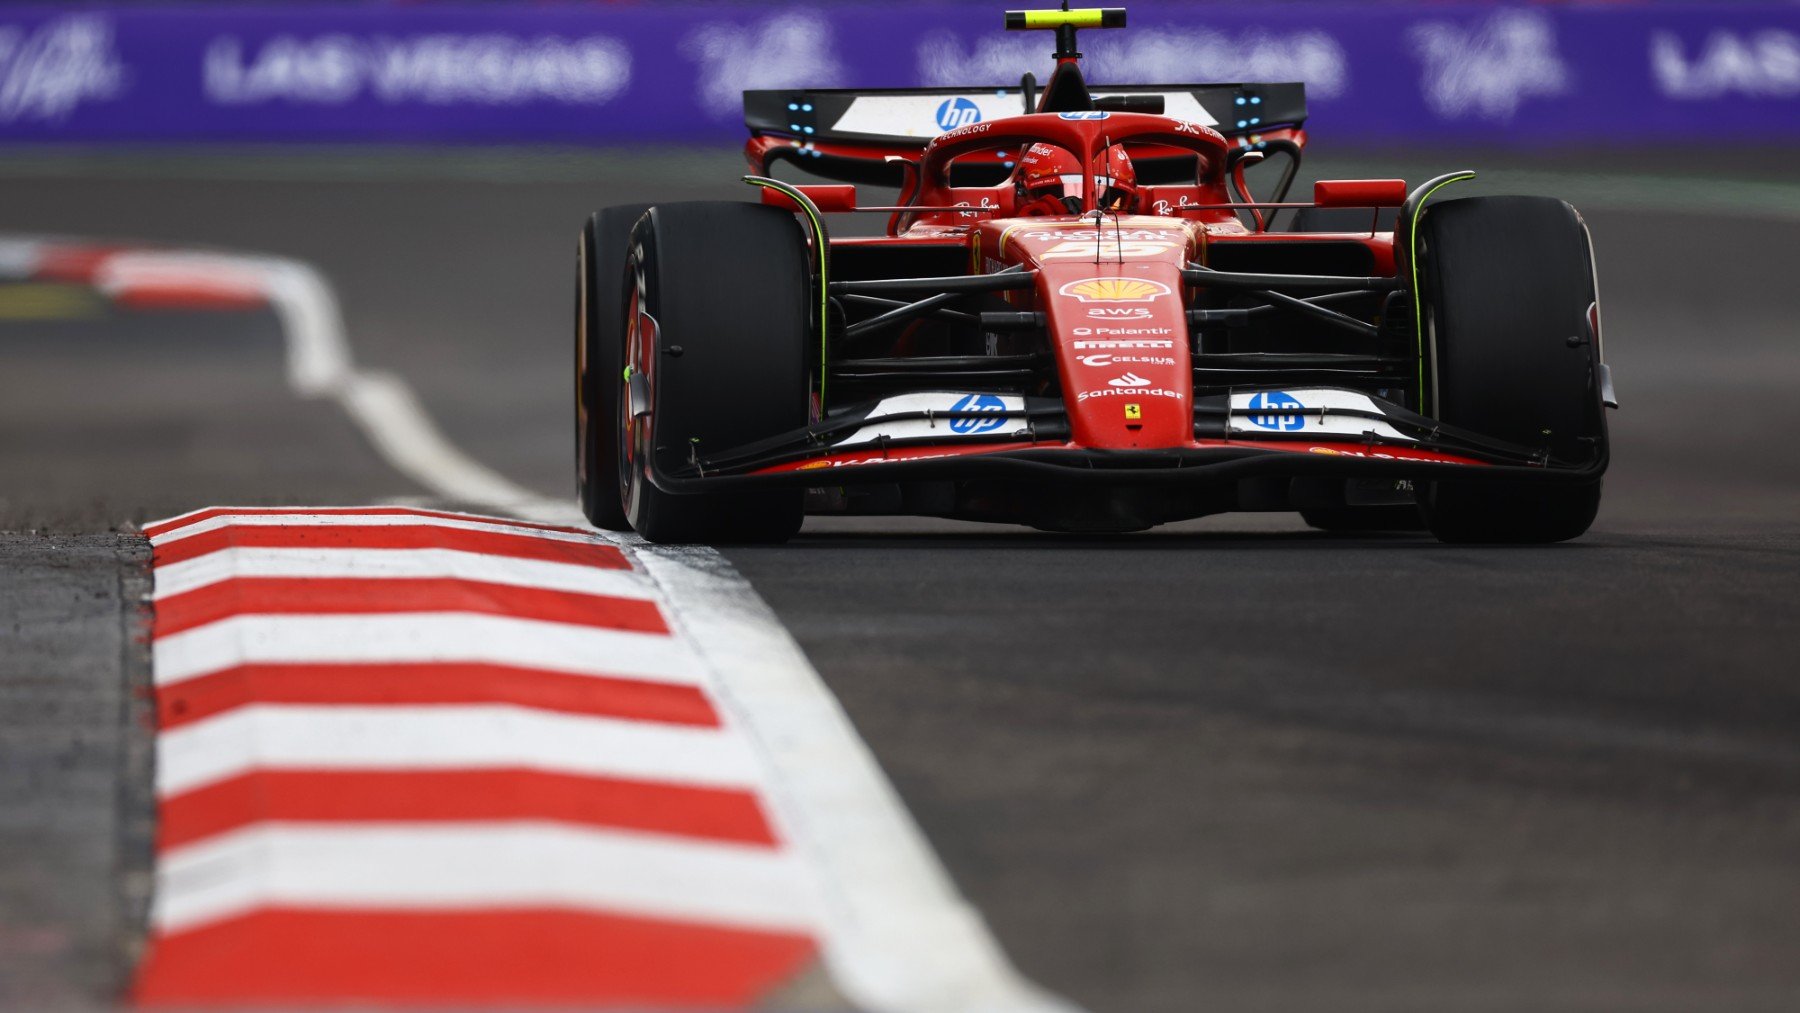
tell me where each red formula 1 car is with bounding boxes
[575,6,1615,544]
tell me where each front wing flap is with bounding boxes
[648,386,1607,493]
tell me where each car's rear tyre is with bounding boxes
[1416,196,1606,544]
[619,201,809,544]
[1300,505,1426,533]
[576,204,649,530]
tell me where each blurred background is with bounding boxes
[0,0,1791,148]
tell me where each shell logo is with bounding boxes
[1058,278,1172,303]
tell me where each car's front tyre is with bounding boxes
[618,201,811,544]
[1415,196,1607,544]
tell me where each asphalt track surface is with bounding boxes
[2,147,1798,1011]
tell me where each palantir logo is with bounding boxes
[1247,391,1305,432]
[949,393,1006,434]
[935,96,981,132]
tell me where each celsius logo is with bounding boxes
[1246,390,1305,431]
[935,96,981,131]
[948,392,1006,434]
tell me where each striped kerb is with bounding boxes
[132,507,821,1007]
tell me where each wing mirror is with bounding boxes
[761,184,858,213]
[1313,179,1407,208]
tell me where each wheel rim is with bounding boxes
[619,253,650,524]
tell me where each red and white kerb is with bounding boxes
[132,507,820,1007]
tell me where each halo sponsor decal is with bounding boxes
[1057,111,1109,120]
[955,197,998,218]
[1058,278,1172,304]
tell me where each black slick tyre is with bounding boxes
[1416,196,1606,544]
[576,203,650,530]
[619,201,810,544]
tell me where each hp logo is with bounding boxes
[949,393,1006,434]
[935,96,982,132]
[1246,391,1305,432]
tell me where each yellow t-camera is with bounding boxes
[1004,8,1127,31]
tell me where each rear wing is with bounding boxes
[745,82,1307,185]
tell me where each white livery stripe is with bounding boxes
[152,821,817,936]
[153,613,702,688]
[150,511,597,547]
[152,546,656,600]
[156,704,765,800]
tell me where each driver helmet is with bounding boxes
[1015,143,1085,215]
[1092,144,1140,214]
[1015,143,1140,215]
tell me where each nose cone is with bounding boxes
[996,217,1196,448]
[1044,265,1191,447]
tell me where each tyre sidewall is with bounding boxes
[577,204,649,530]
[622,202,810,543]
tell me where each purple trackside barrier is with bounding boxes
[0,3,1793,145]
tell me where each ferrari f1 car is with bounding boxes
[576,6,1616,543]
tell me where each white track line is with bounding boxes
[161,247,1071,1011]
[154,613,705,687]
[157,704,767,799]
[153,821,817,936]
[635,544,1075,1013]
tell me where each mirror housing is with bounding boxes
[761,184,857,213]
[1313,179,1407,209]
